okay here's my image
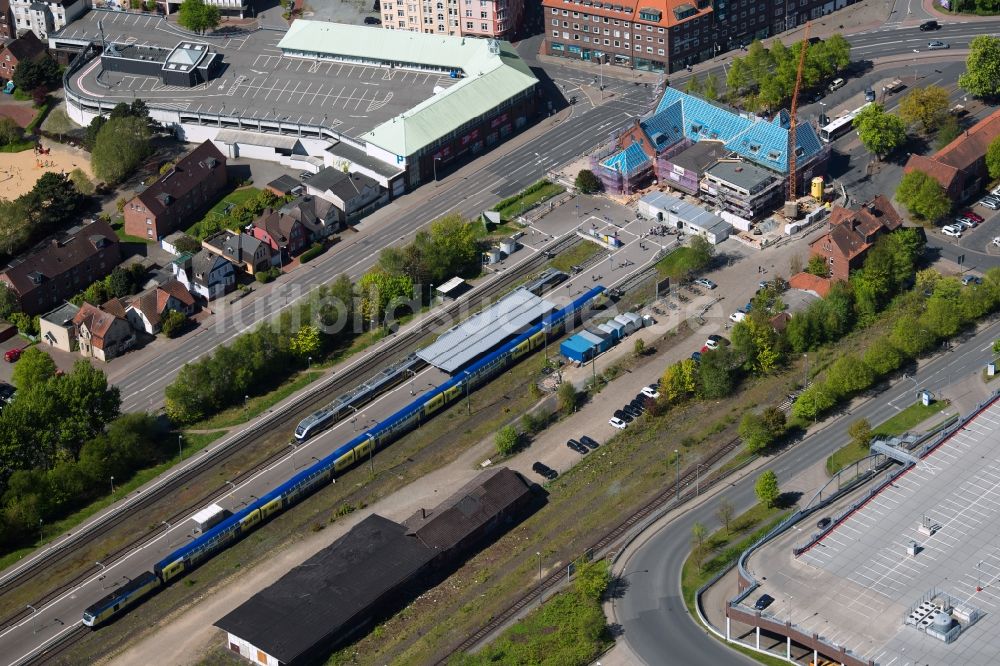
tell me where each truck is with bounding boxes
[882,78,905,95]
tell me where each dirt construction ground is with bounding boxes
[0,144,93,200]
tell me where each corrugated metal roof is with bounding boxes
[276,22,536,159]
[214,129,300,150]
[640,191,732,238]
[578,330,604,345]
[416,289,554,373]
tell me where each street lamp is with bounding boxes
[110,475,115,495]
[244,394,249,412]
[674,449,680,500]
[536,551,542,593]
[978,560,984,592]
[433,156,441,181]
[27,604,37,634]
[178,434,183,461]
[308,356,312,370]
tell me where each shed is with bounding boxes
[597,322,619,341]
[622,312,643,330]
[639,191,732,244]
[602,318,626,339]
[560,334,596,363]
[499,238,517,255]
[580,329,612,353]
[435,276,470,300]
[192,504,227,534]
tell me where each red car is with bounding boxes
[4,347,24,362]
[962,210,985,223]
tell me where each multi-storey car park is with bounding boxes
[50,12,538,194]
[725,393,1000,666]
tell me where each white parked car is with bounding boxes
[704,338,719,350]
[694,278,717,289]
[941,225,963,238]
[641,386,660,399]
[993,236,1000,248]
[991,184,1000,197]
[729,311,747,323]
[609,416,627,430]
[981,197,1000,210]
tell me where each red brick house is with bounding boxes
[0,219,120,315]
[250,207,308,263]
[0,30,46,81]
[807,195,903,282]
[73,301,135,362]
[903,108,1000,203]
[123,140,227,241]
[0,0,15,42]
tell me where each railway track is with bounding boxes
[441,433,745,660]
[0,233,580,638]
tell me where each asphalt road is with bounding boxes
[616,315,1000,665]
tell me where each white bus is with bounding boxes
[819,102,872,143]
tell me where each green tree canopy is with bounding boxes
[854,103,907,159]
[160,310,188,339]
[987,135,1000,181]
[494,425,519,456]
[91,116,152,185]
[12,54,61,93]
[896,169,951,222]
[755,470,780,508]
[958,36,1000,98]
[178,0,221,34]
[11,348,56,391]
[898,85,950,134]
[575,169,602,194]
[739,411,773,454]
[698,346,735,399]
[0,117,22,146]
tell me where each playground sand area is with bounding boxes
[0,144,94,200]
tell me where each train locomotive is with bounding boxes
[82,286,604,627]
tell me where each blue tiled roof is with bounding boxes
[639,101,685,152]
[600,141,650,174]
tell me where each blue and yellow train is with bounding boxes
[82,286,605,627]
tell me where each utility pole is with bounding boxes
[675,449,680,500]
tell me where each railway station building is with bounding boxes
[215,468,533,666]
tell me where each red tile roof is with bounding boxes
[936,107,1000,172]
[788,272,832,298]
[903,154,960,192]
[158,279,194,307]
[73,301,125,344]
[812,195,903,262]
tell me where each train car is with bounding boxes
[82,571,161,627]
[295,408,339,441]
[153,505,259,583]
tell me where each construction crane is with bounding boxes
[787,21,810,207]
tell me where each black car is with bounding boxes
[919,20,939,30]
[567,439,587,454]
[754,594,775,610]
[691,351,702,363]
[816,517,832,529]
[0,382,15,405]
[580,435,600,449]
[623,404,642,418]
[629,399,645,412]
[532,461,558,480]
[364,16,382,24]
[614,409,633,423]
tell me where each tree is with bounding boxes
[761,406,786,437]
[557,381,578,414]
[574,558,611,600]
[91,116,152,185]
[854,104,907,160]
[691,521,708,568]
[698,346,735,399]
[0,283,19,320]
[160,310,188,339]
[716,498,735,534]
[958,36,1000,98]
[178,0,221,34]
[863,336,903,376]
[357,269,413,326]
[12,54,61,94]
[289,324,321,358]
[806,254,828,277]
[898,85,950,134]
[848,418,872,450]
[987,135,1000,181]
[23,172,83,232]
[53,361,121,457]
[688,235,714,273]
[11,348,56,391]
[0,117,22,146]
[703,72,719,101]
[755,470,780,508]
[495,425,519,456]
[575,169,602,194]
[684,74,702,95]
[935,114,962,151]
[739,411,773,454]
[173,234,203,254]
[792,382,835,420]
[68,168,95,196]
[633,338,646,357]
[824,355,874,399]
[890,314,936,357]
[896,170,951,222]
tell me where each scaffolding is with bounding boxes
[591,143,653,195]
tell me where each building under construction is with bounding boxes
[592,89,828,222]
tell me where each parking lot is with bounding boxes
[63,10,450,137]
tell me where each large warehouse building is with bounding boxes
[55,14,539,194]
[215,468,534,666]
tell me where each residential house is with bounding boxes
[73,301,134,362]
[39,301,80,352]
[0,0,13,40]
[305,167,385,224]
[277,195,341,242]
[0,219,120,315]
[380,0,524,39]
[123,140,228,241]
[126,279,196,335]
[788,196,904,297]
[10,0,87,41]
[203,230,271,275]
[0,30,45,81]
[265,174,302,197]
[250,207,307,264]
[903,109,1000,204]
[172,250,236,301]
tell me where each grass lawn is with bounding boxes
[111,217,152,244]
[655,246,703,280]
[186,187,260,239]
[452,588,611,665]
[0,430,227,573]
[0,140,35,153]
[681,503,790,616]
[825,399,948,475]
[188,370,323,430]
[493,181,565,221]
[549,241,601,273]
